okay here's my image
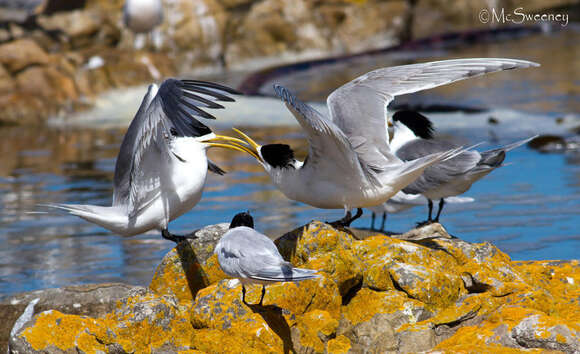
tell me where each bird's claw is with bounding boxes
[416,220,434,228]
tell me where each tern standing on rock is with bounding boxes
[390,110,537,225]
[368,192,474,231]
[45,79,254,243]
[215,212,320,306]
[230,58,539,227]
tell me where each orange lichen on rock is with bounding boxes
[10,222,580,353]
[21,310,107,352]
[150,245,227,304]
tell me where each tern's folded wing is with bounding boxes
[113,79,240,216]
[327,58,539,171]
[397,139,481,195]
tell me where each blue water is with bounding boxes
[1,29,579,298]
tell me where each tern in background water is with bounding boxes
[230,58,539,226]
[391,110,537,225]
[46,79,253,243]
[368,192,474,231]
[215,212,319,306]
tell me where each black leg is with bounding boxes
[329,208,363,227]
[161,229,186,244]
[434,198,445,222]
[349,208,363,225]
[380,212,387,231]
[371,212,376,230]
[258,285,266,306]
[242,285,249,305]
[328,210,351,227]
[417,200,434,227]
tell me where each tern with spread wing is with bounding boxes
[230,58,539,226]
[391,110,537,225]
[215,212,319,306]
[46,79,253,243]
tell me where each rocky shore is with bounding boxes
[4,222,579,353]
[0,0,575,125]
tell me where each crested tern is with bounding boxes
[215,212,319,306]
[230,58,538,226]
[391,109,536,225]
[368,192,474,231]
[46,78,253,243]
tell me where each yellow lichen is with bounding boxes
[326,335,351,353]
[21,311,107,352]
[293,310,338,352]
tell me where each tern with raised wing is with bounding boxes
[230,58,539,226]
[390,109,537,225]
[46,79,254,243]
[215,212,319,306]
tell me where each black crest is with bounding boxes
[229,211,254,229]
[260,144,296,169]
[393,110,435,139]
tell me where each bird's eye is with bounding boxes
[170,128,178,136]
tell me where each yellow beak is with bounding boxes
[203,133,262,161]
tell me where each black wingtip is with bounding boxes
[181,79,242,95]
[393,110,435,139]
[229,211,254,229]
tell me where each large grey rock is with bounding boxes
[1,282,136,353]
[512,314,580,352]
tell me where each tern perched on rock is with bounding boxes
[231,58,539,226]
[46,79,253,243]
[214,212,319,306]
[391,109,537,225]
[368,192,474,231]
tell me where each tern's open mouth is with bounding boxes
[203,131,262,162]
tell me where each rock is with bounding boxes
[435,306,580,352]
[9,287,195,353]
[0,63,14,95]
[8,222,580,353]
[290,309,338,353]
[276,221,363,297]
[397,324,437,353]
[1,283,136,353]
[149,223,230,303]
[15,65,78,104]
[338,288,431,351]
[0,39,49,73]
[37,9,103,49]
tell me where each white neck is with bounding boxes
[390,121,419,152]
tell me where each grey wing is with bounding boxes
[327,58,539,171]
[397,139,481,194]
[218,227,285,276]
[112,79,239,215]
[274,85,380,187]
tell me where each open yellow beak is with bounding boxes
[203,132,262,161]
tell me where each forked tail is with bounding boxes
[39,203,128,235]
